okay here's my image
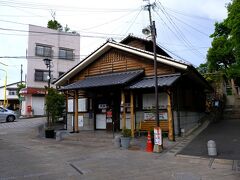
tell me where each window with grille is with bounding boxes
[35,44,52,57]
[59,48,74,60]
[35,70,50,82]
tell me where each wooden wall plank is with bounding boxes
[70,48,177,83]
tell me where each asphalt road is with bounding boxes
[178,119,240,160]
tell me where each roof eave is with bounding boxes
[54,41,189,86]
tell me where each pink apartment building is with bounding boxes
[20,24,80,116]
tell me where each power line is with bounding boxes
[81,10,137,31]
[124,8,143,35]
[157,43,192,65]
[0,55,88,59]
[155,1,205,59]
[0,27,125,39]
[165,7,215,21]
[168,13,210,37]
[0,19,29,25]
[0,0,139,12]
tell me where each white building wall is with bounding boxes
[26,24,80,88]
[0,87,4,101]
[0,83,19,101]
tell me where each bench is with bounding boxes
[139,120,169,134]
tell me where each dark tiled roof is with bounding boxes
[128,73,181,89]
[61,70,144,90]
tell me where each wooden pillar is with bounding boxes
[130,91,134,137]
[121,91,126,129]
[167,90,174,141]
[74,90,79,133]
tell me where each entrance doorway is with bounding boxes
[94,92,120,131]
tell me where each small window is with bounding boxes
[35,70,50,82]
[59,48,74,60]
[35,44,52,57]
[78,98,88,112]
[8,89,17,95]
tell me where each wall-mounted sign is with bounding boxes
[106,118,112,123]
[144,111,168,121]
[78,116,84,127]
[98,104,107,109]
[106,110,112,118]
[159,112,168,120]
[68,99,73,113]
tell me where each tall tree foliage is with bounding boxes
[227,0,240,63]
[205,0,240,94]
[45,88,65,128]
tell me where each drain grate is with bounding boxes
[69,163,84,175]
[208,158,214,168]
[232,160,240,172]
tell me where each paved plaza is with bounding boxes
[0,117,239,179]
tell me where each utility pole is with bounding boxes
[143,0,162,152]
[144,0,159,126]
[20,64,23,84]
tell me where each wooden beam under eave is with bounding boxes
[167,90,174,141]
[121,91,126,129]
[74,90,79,133]
[130,91,134,137]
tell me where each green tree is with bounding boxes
[227,0,240,63]
[197,63,208,75]
[207,34,235,71]
[206,0,240,95]
[45,88,65,128]
[47,20,62,30]
[16,83,26,100]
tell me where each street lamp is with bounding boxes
[43,58,52,88]
[0,69,7,108]
[43,58,52,128]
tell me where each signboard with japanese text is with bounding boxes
[154,127,162,145]
[144,111,168,121]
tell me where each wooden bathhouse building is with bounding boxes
[54,35,212,140]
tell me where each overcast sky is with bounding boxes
[0,0,230,84]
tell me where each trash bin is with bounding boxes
[207,140,217,156]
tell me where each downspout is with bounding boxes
[177,79,181,136]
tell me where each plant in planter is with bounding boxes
[120,128,132,149]
[45,87,65,138]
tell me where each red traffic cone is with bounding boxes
[146,131,153,152]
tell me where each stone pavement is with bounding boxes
[0,117,46,131]
[0,117,239,179]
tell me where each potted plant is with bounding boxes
[120,128,132,149]
[45,88,65,138]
